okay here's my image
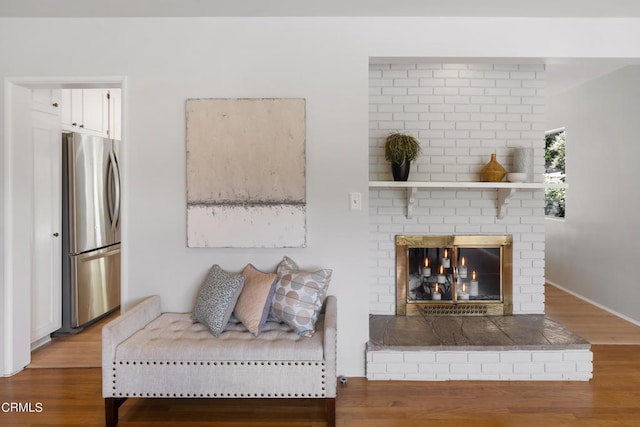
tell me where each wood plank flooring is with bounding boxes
[3,345,640,426]
[339,346,640,427]
[544,284,640,344]
[29,310,118,369]
[2,284,639,426]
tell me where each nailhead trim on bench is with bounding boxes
[115,392,327,397]
[112,360,327,397]
[116,361,324,366]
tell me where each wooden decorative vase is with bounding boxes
[480,153,506,182]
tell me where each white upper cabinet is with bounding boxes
[61,88,120,139]
[108,89,121,140]
[31,88,62,115]
[81,89,108,135]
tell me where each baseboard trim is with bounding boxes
[30,335,52,352]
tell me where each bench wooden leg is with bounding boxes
[105,397,127,427]
[326,397,336,427]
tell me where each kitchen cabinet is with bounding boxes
[31,88,61,115]
[108,89,122,140]
[81,89,108,135]
[60,89,80,129]
[31,96,63,347]
[61,88,120,139]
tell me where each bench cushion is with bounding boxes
[115,313,324,361]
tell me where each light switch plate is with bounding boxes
[349,192,362,211]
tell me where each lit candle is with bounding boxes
[458,257,468,279]
[458,282,469,300]
[470,270,479,297]
[441,249,451,268]
[437,265,445,283]
[422,258,431,278]
[432,283,441,300]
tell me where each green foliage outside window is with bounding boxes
[545,131,566,218]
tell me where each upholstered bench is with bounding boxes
[102,294,337,426]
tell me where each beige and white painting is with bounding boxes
[186,98,306,247]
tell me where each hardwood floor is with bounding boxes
[3,345,640,426]
[544,284,640,345]
[341,347,640,426]
[29,310,118,369]
[2,285,640,426]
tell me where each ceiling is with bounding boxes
[2,0,640,18]
[2,1,638,95]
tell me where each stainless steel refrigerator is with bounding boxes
[57,132,121,334]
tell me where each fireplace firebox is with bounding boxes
[396,235,513,316]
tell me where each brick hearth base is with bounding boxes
[366,315,593,381]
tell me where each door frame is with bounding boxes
[1,76,127,376]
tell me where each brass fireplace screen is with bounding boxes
[396,235,513,316]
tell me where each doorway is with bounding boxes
[1,77,126,376]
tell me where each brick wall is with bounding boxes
[369,62,546,315]
[366,347,593,381]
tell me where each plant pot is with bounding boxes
[392,160,410,181]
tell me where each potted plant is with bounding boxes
[384,132,421,181]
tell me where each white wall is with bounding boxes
[546,65,640,323]
[2,17,640,376]
[1,18,373,376]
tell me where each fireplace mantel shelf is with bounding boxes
[369,181,568,219]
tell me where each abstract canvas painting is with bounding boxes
[186,98,306,247]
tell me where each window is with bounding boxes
[545,129,566,218]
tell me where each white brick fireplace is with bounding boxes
[369,61,547,316]
[366,60,592,381]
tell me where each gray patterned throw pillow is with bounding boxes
[270,256,332,337]
[192,265,245,337]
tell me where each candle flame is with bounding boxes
[444,249,448,258]
[434,283,439,293]
[463,283,466,292]
[461,257,466,266]
[424,258,429,267]
[439,265,444,274]
[472,270,476,280]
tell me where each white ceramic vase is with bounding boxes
[513,147,534,182]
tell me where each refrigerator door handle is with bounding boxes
[110,149,121,231]
[106,155,114,226]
